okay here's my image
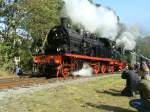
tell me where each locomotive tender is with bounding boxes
[32,18,125,78]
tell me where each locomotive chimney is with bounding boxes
[60,17,68,28]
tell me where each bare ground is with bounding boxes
[0,74,138,112]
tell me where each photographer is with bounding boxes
[121,64,140,97]
[129,65,150,112]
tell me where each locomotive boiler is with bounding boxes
[32,18,125,78]
[45,18,121,59]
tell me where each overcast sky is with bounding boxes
[93,0,150,35]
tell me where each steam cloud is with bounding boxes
[116,31,136,50]
[72,63,93,77]
[62,0,139,50]
[116,25,140,50]
[62,0,119,40]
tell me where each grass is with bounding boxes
[1,75,138,112]
[0,70,14,78]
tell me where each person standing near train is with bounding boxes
[14,57,23,77]
[15,65,23,77]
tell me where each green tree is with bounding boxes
[137,36,150,58]
[0,0,32,71]
[19,0,61,49]
[0,0,62,72]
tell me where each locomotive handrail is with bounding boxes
[64,53,120,62]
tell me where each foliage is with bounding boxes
[0,0,32,71]
[19,0,61,48]
[0,42,14,71]
[0,38,32,71]
[137,36,150,58]
[0,0,61,72]
[0,70,13,77]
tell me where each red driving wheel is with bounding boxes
[62,67,69,79]
[93,65,100,75]
[101,65,107,74]
[110,66,114,74]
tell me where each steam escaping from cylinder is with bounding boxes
[62,0,119,40]
[72,63,93,77]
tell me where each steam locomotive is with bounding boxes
[32,18,129,78]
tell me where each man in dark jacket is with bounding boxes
[121,64,140,97]
[129,66,150,112]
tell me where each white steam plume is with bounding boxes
[116,25,140,50]
[72,63,93,77]
[62,0,119,40]
[116,31,136,50]
[62,0,140,50]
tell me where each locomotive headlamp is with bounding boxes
[53,28,56,31]
[57,48,61,52]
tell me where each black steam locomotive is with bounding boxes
[45,18,122,59]
[32,18,127,77]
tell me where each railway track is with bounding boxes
[0,77,49,89]
[0,76,81,90]
[0,73,119,90]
